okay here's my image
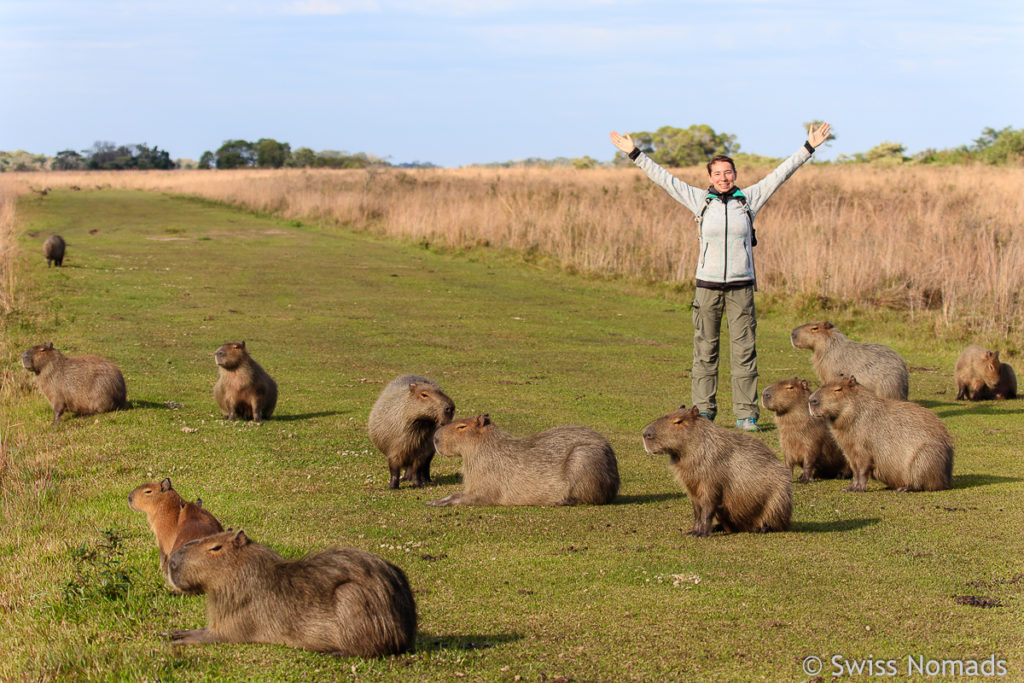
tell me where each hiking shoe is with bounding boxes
[736,418,759,432]
[698,412,715,422]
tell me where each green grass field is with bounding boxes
[2,189,1022,681]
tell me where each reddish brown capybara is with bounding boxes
[791,321,909,400]
[167,530,417,657]
[426,414,619,506]
[641,406,791,536]
[761,377,849,482]
[955,345,1017,400]
[128,478,223,591]
[368,375,455,489]
[808,376,953,492]
[213,341,277,423]
[21,342,126,425]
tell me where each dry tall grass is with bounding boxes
[1,164,1022,344]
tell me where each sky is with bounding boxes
[2,0,1022,167]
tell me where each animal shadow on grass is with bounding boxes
[951,474,1022,490]
[417,633,522,653]
[613,492,685,505]
[790,518,880,533]
[129,400,181,410]
[424,473,463,487]
[920,399,1020,419]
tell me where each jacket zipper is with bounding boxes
[722,199,728,281]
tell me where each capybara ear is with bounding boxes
[179,499,186,509]
[477,414,491,427]
[232,530,249,547]
[688,406,700,418]
[822,321,833,330]
[46,341,54,349]
[677,404,686,410]
[846,375,858,387]
[239,341,246,349]
[196,497,203,507]
[800,379,809,391]
[160,478,173,492]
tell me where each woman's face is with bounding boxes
[708,160,737,193]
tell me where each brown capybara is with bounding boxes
[21,343,126,425]
[167,530,417,657]
[426,414,619,507]
[213,341,277,423]
[43,234,65,267]
[790,321,909,400]
[368,374,455,489]
[128,478,223,591]
[808,376,953,492]
[955,345,1017,400]
[761,377,850,483]
[641,406,791,536]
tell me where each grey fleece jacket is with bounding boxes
[633,144,813,286]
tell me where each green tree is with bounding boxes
[255,138,291,168]
[215,140,255,169]
[625,124,739,167]
[52,149,86,171]
[974,126,1024,165]
[863,141,906,165]
[133,143,175,170]
[288,147,317,168]
[198,151,215,169]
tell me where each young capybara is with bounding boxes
[425,414,619,507]
[808,376,953,492]
[790,321,909,400]
[21,342,126,425]
[368,374,455,489]
[167,530,417,657]
[761,377,850,482]
[955,345,1018,400]
[43,234,65,267]
[128,478,223,591]
[213,341,277,423]
[641,406,791,536]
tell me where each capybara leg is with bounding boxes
[425,492,468,507]
[955,382,967,400]
[165,628,217,645]
[50,402,66,426]
[799,461,814,484]
[844,469,869,492]
[688,501,716,537]
[388,464,402,490]
[415,456,433,485]
[251,400,263,424]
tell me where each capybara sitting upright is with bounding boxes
[167,530,417,657]
[761,377,849,482]
[21,342,126,425]
[955,344,1017,400]
[43,234,65,267]
[368,374,455,489]
[128,478,223,591]
[790,321,909,400]
[641,406,791,536]
[808,376,953,492]
[213,341,277,423]
[425,415,619,507]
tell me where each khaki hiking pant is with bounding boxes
[691,286,758,421]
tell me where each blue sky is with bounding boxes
[2,0,1022,166]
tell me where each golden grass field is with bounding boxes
[2,163,1023,348]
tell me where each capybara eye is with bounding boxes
[456,424,466,430]
[209,545,223,552]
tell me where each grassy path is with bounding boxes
[2,189,1022,680]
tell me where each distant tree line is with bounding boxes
[840,126,1024,166]
[196,139,419,170]
[51,141,176,170]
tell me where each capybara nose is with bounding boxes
[168,553,181,575]
[641,427,654,441]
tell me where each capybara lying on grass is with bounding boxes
[641,406,791,536]
[167,530,417,656]
[791,321,909,400]
[368,374,455,489]
[21,342,126,425]
[808,376,953,492]
[426,414,619,506]
[128,478,223,591]
[761,377,849,482]
[955,344,1017,400]
[213,341,277,423]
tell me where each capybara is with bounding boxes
[128,478,223,591]
[955,345,1017,400]
[368,374,455,489]
[426,414,619,507]
[761,377,849,482]
[790,321,909,400]
[641,406,791,536]
[43,234,65,267]
[21,342,126,425]
[167,530,417,657]
[213,341,277,423]
[808,376,953,492]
